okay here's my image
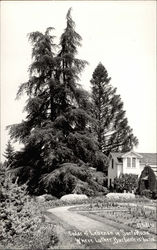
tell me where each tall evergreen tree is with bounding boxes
[91,63,138,155]
[8,9,108,197]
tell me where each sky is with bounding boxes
[0,1,156,161]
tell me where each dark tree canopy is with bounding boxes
[6,10,139,197]
[91,63,138,155]
[8,9,108,197]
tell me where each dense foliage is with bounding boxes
[113,174,138,193]
[0,165,58,249]
[8,9,108,197]
[137,165,157,199]
[91,63,138,155]
[41,163,108,197]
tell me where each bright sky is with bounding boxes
[0,1,156,161]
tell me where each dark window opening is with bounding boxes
[112,159,114,169]
[117,157,122,163]
[144,180,149,189]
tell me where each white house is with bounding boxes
[108,151,157,187]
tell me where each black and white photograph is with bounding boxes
[0,0,156,249]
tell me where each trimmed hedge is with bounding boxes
[137,165,157,199]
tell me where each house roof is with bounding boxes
[110,152,123,164]
[138,153,157,165]
[110,152,157,165]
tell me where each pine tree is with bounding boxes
[8,9,108,197]
[3,140,15,167]
[91,63,138,155]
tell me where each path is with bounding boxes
[48,205,157,249]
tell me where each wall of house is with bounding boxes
[122,157,141,176]
[149,164,157,176]
[117,164,123,177]
[107,153,157,188]
[108,158,117,187]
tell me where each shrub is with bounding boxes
[141,189,152,199]
[25,223,58,249]
[44,194,57,201]
[137,165,157,198]
[114,174,138,193]
[152,190,157,200]
[60,194,88,202]
[106,192,135,200]
[0,168,58,249]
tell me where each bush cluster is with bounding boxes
[113,174,138,193]
[137,165,157,199]
[0,169,58,249]
[140,189,152,199]
[106,192,135,200]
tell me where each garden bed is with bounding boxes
[72,200,157,235]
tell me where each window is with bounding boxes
[132,158,136,168]
[112,159,114,169]
[127,157,131,167]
